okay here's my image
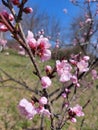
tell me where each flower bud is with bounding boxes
[83,56,90,61]
[39,97,48,105]
[11,0,20,5]
[1,11,9,19]
[0,25,8,32]
[9,14,14,21]
[45,65,52,75]
[23,7,33,14]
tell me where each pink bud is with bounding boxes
[9,14,14,21]
[71,75,78,84]
[85,18,92,23]
[0,25,8,32]
[11,0,20,5]
[45,65,52,74]
[39,97,48,105]
[41,76,52,89]
[23,7,33,14]
[70,118,77,123]
[63,8,67,14]
[62,93,67,98]
[83,56,90,61]
[91,69,98,80]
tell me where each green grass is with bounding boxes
[0,49,98,130]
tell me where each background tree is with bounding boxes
[70,0,98,56]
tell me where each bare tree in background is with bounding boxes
[22,6,67,46]
[70,1,98,56]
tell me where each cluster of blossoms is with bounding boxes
[18,97,51,120]
[26,31,51,61]
[18,53,89,122]
[18,98,84,123]
[56,60,72,83]
[56,54,89,87]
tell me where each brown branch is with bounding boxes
[17,22,42,79]
[17,0,26,22]
[0,13,14,33]
[0,68,41,95]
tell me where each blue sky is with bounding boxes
[25,0,83,44]
[27,0,81,27]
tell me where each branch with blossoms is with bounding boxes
[0,0,98,130]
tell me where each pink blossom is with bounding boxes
[71,75,80,87]
[37,37,51,49]
[77,59,89,73]
[26,31,51,61]
[26,31,36,50]
[41,76,52,88]
[62,93,67,98]
[69,104,84,123]
[71,75,78,84]
[56,60,72,75]
[0,39,7,47]
[71,104,84,117]
[37,37,51,61]
[18,98,37,120]
[40,49,51,62]
[39,96,48,105]
[59,71,72,82]
[91,69,98,80]
[37,106,51,117]
[27,30,34,40]
[83,56,90,61]
[42,108,51,117]
[85,18,92,23]
[56,60,72,82]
